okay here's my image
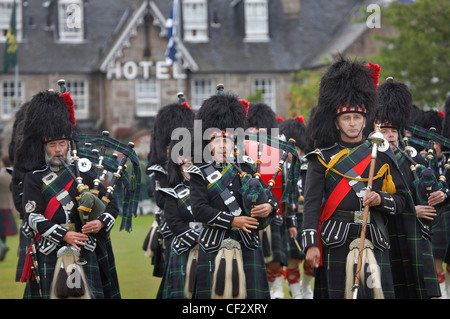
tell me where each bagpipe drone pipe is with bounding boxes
[57,80,141,233]
[241,129,301,209]
[398,124,450,231]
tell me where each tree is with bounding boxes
[287,69,321,122]
[371,0,450,108]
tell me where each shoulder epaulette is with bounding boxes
[184,165,205,180]
[32,166,49,174]
[305,143,338,161]
[159,183,190,199]
[158,187,178,198]
[147,164,167,175]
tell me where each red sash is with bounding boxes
[20,179,74,283]
[317,153,371,266]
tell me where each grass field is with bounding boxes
[0,214,298,299]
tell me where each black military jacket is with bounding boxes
[302,140,407,252]
[189,161,279,254]
[22,165,118,255]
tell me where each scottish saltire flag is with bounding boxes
[3,0,18,72]
[165,0,178,65]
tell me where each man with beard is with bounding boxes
[17,90,120,299]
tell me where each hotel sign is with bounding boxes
[106,60,186,80]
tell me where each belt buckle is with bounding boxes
[353,211,369,224]
[61,222,76,231]
[189,222,203,232]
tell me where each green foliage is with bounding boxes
[371,0,450,108]
[287,69,321,122]
[246,89,263,103]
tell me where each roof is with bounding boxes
[0,0,138,74]
[180,0,375,73]
[0,0,378,75]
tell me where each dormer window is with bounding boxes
[244,0,269,42]
[182,0,208,42]
[58,0,84,43]
[0,0,23,42]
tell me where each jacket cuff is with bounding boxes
[267,198,279,216]
[98,212,115,232]
[302,229,318,252]
[176,228,200,249]
[285,214,297,228]
[42,224,68,246]
[375,192,396,215]
[207,211,234,229]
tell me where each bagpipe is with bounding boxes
[209,85,300,299]
[51,80,141,299]
[213,132,297,299]
[396,124,450,230]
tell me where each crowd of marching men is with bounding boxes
[144,58,450,299]
[1,57,449,299]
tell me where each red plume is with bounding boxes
[366,62,381,90]
[294,115,305,125]
[240,99,249,117]
[276,115,284,122]
[60,92,76,126]
[180,101,191,110]
[438,110,445,119]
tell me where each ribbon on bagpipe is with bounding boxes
[72,131,141,232]
[407,123,450,150]
[241,131,301,206]
[404,124,448,188]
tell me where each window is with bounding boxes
[182,0,208,42]
[191,78,213,110]
[0,0,23,42]
[58,0,84,43]
[244,0,269,42]
[136,79,160,117]
[66,80,88,119]
[252,77,276,110]
[1,79,23,120]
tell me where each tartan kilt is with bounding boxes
[314,223,394,299]
[431,208,450,258]
[287,213,305,260]
[0,209,18,237]
[421,239,440,298]
[157,244,190,299]
[193,231,270,299]
[23,236,120,299]
[263,216,288,265]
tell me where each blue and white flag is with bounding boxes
[165,0,178,65]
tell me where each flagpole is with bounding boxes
[14,64,19,108]
[175,0,182,92]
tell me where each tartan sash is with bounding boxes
[316,142,372,266]
[205,164,238,202]
[20,169,74,283]
[41,166,75,203]
[175,185,191,212]
[319,142,372,225]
